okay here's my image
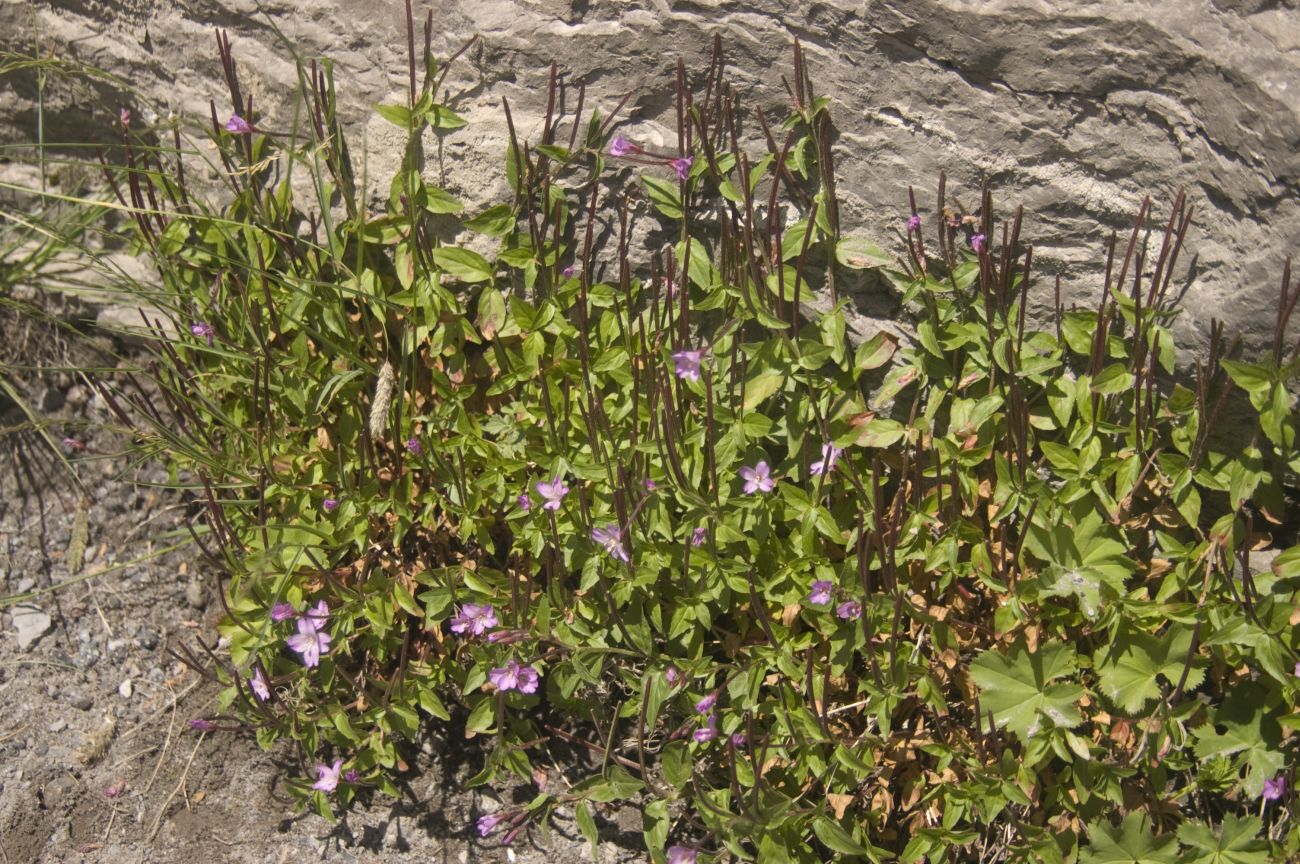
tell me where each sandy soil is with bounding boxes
[0,310,643,863]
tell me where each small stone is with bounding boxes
[16,577,36,594]
[49,720,67,733]
[65,385,89,407]
[12,605,52,651]
[40,386,65,412]
[69,695,93,711]
[117,678,133,699]
[184,580,207,610]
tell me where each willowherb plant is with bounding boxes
[50,4,1300,862]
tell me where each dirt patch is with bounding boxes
[0,308,643,863]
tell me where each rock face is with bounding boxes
[2,0,1297,357]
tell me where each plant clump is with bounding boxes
[63,10,1300,863]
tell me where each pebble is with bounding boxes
[49,720,67,733]
[69,694,93,711]
[40,386,65,412]
[118,678,133,699]
[185,580,207,610]
[12,604,52,651]
[16,577,36,594]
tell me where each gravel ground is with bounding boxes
[0,311,644,863]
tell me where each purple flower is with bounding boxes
[249,667,270,701]
[449,603,498,636]
[906,214,921,233]
[190,321,215,346]
[477,812,507,837]
[609,135,632,157]
[502,825,525,846]
[517,492,531,512]
[836,600,862,620]
[667,847,698,864]
[971,233,986,254]
[344,769,360,784]
[695,692,717,714]
[188,718,216,732]
[809,580,834,606]
[1295,660,1300,677]
[270,603,295,622]
[489,658,540,694]
[693,714,718,743]
[591,524,630,562]
[224,114,252,134]
[665,666,680,686]
[810,442,843,477]
[322,497,339,513]
[562,265,578,279]
[286,602,332,668]
[671,155,693,181]
[405,437,422,455]
[739,461,775,494]
[671,348,704,381]
[119,107,131,128]
[690,526,707,547]
[1264,775,1286,801]
[730,732,747,747]
[535,476,569,511]
[313,758,343,793]
[61,437,85,453]
[643,477,658,491]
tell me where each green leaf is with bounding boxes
[375,103,411,128]
[835,236,890,269]
[642,176,682,220]
[476,287,508,340]
[1093,625,1204,714]
[743,369,784,411]
[855,331,899,371]
[1177,815,1270,864]
[422,184,464,214]
[1081,813,1178,864]
[813,816,871,856]
[576,800,600,859]
[968,641,1083,741]
[433,247,494,283]
[463,204,517,236]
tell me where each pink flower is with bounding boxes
[609,135,632,157]
[693,714,718,743]
[477,812,507,837]
[671,349,704,381]
[190,321,215,346]
[249,667,270,701]
[224,114,252,134]
[270,603,295,622]
[665,666,680,686]
[1263,775,1286,801]
[809,580,833,606]
[449,603,498,636]
[690,527,707,547]
[591,524,630,562]
[671,155,693,181]
[970,233,986,254]
[739,461,775,494]
[836,600,862,620]
[562,265,579,278]
[695,692,717,714]
[809,442,842,476]
[535,476,569,511]
[313,759,343,793]
[119,108,131,128]
[489,658,540,694]
[286,602,332,668]
[906,214,921,233]
[322,498,339,513]
[61,437,85,453]
[643,477,657,491]
[667,847,698,864]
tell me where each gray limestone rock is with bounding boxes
[1,0,1296,357]
[11,604,52,652]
